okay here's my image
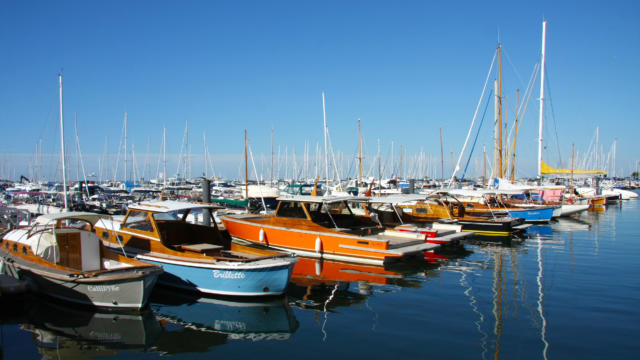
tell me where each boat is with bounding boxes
[372,193,529,239]
[0,212,162,310]
[221,195,441,265]
[94,200,297,296]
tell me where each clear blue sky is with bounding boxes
[1,0,638,181]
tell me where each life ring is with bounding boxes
[449,203,465,218]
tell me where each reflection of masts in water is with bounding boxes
[321,283,339,342]
[537,238,550,359]
[492,253,504,360]
[459,270,489,359]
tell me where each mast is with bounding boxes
[571,143,575,190]
[439,128,444,187]
[493,79,499,179]
[537,20,547,179]
[613,138,617,177]
[510,89,520,182]
[358,118,363,186]
[322,91,329,191]
[498,43,503,179]
[483,145,487,188]
[124,112,128,183]
[244,129,249,202]
[163,125,167,189]
[58,73,68,211]
[270,129,274,185]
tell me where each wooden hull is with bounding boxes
[222,215,439,265]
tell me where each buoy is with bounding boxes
[259,228,265,244]
[315,236,322,253]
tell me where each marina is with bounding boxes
[1,1,639,359]
[0,192,638,358]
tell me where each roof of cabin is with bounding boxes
[276,195,362,204]
[35,212,107,225]
[129,200,218,213]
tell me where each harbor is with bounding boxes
[1,192,638,358]
[1,1,640,359]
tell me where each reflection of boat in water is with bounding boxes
[0,294,161,358]
[291,256,405,287]
[550,217,592,232]
[150,287,298,346]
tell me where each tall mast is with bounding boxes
[510,89,520,182]
[498,43,503,179]
[358,118,363,186]
[537,20,547,179]
[244,129,249,202]
[124,112,128,183]
[270,129,274,185]
[58,73,68,211]
[612,138,617,177]
[439,128,444,187]
[322,91,329,191]
[162,125,167,189]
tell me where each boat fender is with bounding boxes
[315,236,322,254]
[315,259,322,276]
[259,228,266,244]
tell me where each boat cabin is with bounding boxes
[275,195,383,235]
[105,201,230,255]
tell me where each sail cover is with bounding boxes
[540,160,606,175]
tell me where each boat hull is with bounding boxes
[1,255,159,310]
[506,206,555,223]
[222,216,438,266]
[135,253,296,296]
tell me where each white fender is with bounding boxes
[259,228,265,243]
[315,236,322,253]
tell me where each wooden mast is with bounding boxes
[498,43,503,179]
[510,89,520,182]
[570,143,575,190]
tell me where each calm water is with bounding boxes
[2,195,639,359]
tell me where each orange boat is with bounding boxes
[221,195,441,265]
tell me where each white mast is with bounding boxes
[537,20,547,179]
[322,91,329,192]
[163,125,167,189]
[124,112,128,183]
[58,74,68,211]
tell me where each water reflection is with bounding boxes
[0,294,161,358]
[149,287,298,354]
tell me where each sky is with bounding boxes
[0,0,638,182]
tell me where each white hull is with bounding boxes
[559,204,589,217]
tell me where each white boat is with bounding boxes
[0,212,162,309]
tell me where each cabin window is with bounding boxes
[277,201,307,219]
[101,231,109,240]
[22,246,27,255]
[12,243,17,252]
[415,207,428,214]
[124,211,154,232]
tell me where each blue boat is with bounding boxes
[95,200,297,296]
[507,205,556,223]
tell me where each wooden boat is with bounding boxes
[0,212,162,310]
[358,195,474,244]
[377,194,529,239]
[448,189,556,223]
[221,195,440,265]
[94,200,297,296]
